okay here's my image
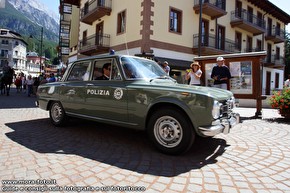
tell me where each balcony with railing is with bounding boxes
[80,0,112,25]
[61,11,72,23]
[61,47,70,55]
[61,3,72,14]
[13,55,23,60]
[265,27,285,44]
[264,54,284,68]
[0,42,12,49]
[59,20,71,55]
[230,10,266,35]
[192,33,239,55]
[193,0,226,19]
[0,54,9,59]
[62,0,79,7]
[60,18,71,27]
[244,47,263,53]
[59,2,73,60]
[60,25,70,39]
[79,33,110,55]
[60,38,69,47]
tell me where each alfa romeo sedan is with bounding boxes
[36,54,239,155]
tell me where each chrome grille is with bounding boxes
[220,98,235,118]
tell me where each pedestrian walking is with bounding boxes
[22,76,26,93]
[163,61,170,76]
[25,75,34,97]
[14,75,22,93]
[39,74,48,85]
[48,73,56,82]
[33,77,40,95]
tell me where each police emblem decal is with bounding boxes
[114,88,123,100]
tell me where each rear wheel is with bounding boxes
[147,107,195,155]
[49,101,67,127]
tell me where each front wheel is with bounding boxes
[49,101,67,127]
[147,107,195,155]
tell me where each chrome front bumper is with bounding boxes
[198,113,240,137]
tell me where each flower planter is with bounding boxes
[279,109,290,118]
[269,87,290,119]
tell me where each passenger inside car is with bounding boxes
[93,67,102,80]
[95,63,111,80]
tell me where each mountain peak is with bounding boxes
[8,0,59,24]
[3,0,60,42]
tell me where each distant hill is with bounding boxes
[0,0,59,43]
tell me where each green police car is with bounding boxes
[36,54,239,155]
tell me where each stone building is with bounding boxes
[0,28,27,72]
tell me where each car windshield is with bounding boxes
[120,56,167,79]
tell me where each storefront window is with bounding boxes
[229,61,253,94]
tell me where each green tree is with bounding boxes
[24,36,58,60]
[44,47,54,59]
[25,37,35,52]
[52,57,60,65]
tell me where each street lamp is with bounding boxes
[30,26,43,74]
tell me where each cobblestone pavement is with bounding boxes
[0,88,289,193]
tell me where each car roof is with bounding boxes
[73,54,152,63]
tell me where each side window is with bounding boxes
[92,59,122,80]
[169,7,182,33]
[93,60,104,80]
[67,61,91,81]
[117,10,126,34]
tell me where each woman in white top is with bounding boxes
[186,61,202,86]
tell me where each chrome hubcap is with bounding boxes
[154,116,182,148]
[51,103,63,122]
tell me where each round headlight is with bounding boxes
[212,100,221,119]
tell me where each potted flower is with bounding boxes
[269,87,290,118]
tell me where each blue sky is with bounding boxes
[268,0,290,31]
[269,0,289,13]
[40,0,59,14]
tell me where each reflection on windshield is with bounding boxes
[120,56,167,79]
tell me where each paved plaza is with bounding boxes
[0,88,289,193]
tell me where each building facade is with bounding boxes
[26,51,47,77]
[0,29,27,72]
[59,0,290,94]
[59,0,80,64]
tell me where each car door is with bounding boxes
[59,60,92,115]
[84,58,128,124]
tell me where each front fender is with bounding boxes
[146,93,213,132]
